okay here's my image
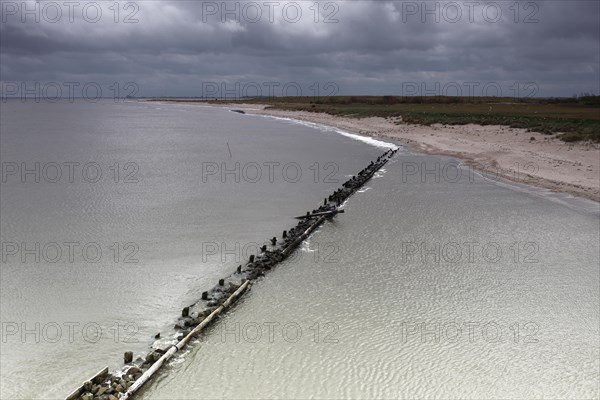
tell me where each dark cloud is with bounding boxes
[1,0,598,97]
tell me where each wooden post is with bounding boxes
[65,367,109,400]
[121,281,251,399]
[65,149,398,400]
[294,209,344,219]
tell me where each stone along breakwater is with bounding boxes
[65,148,399,400]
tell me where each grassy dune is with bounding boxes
[236,96,600,143]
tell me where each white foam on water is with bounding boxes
[299,240,317,253]
[373,168,387,179]
[339,199,350,208]
[256,114,399,150]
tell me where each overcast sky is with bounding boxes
[1,0,598,98]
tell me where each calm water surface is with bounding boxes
[1,101,598,399]
[141,154,599,399]
[0,100,386,398]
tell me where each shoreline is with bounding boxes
[207,102,599,203]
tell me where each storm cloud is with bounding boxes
[1,0,598,98]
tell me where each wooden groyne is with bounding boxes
[65,147,398,400]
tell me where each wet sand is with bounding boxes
[225,104,599,202]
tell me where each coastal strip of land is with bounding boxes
[191,100,599,202]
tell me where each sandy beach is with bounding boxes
[217,103,599,202]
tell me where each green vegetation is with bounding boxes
[234,96,600,143]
